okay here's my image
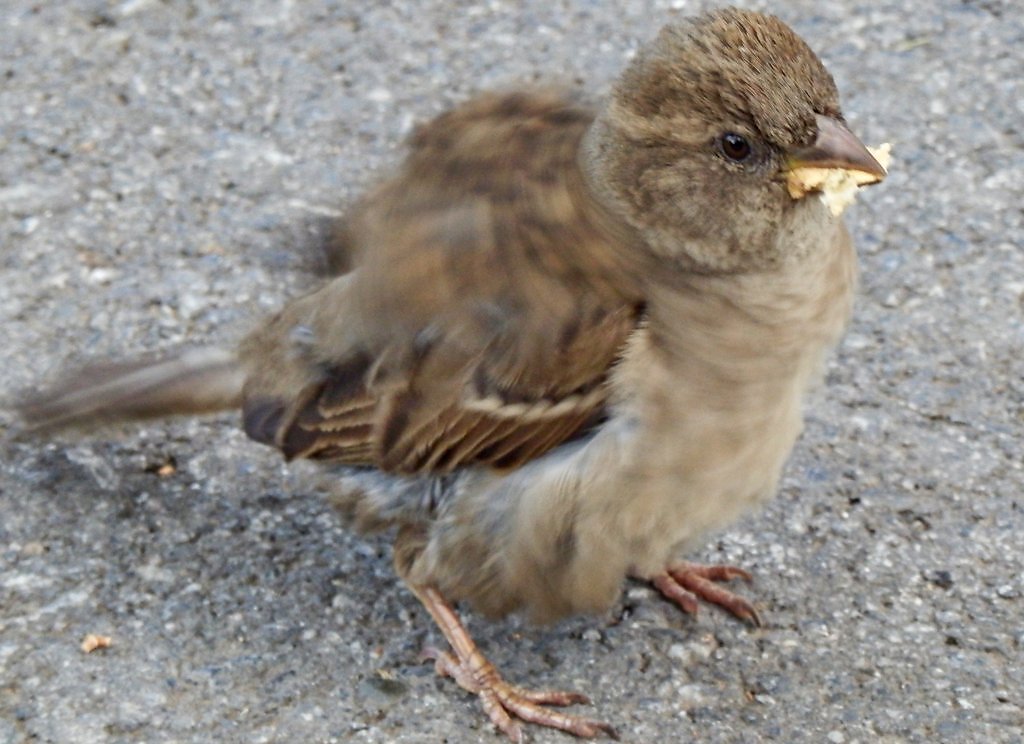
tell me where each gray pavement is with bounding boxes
[1,1,1022,742]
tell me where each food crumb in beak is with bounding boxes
[788,143,892,216]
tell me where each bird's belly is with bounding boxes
[605,390,805,577]
[397,384,806,621]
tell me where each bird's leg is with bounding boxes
[410,584,618,742]
[646,562,762,627]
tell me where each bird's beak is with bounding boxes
[786,115,887,188]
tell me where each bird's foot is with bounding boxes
[421,646,616,741]
[414,585,617,742]
[649,561,762,627]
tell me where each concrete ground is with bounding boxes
[1,1,1021,742]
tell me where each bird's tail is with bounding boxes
[12,347,246,431]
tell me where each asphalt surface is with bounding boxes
[1,1,1022,742]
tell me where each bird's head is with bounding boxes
[585,8,886,273]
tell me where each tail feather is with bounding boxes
[13,348,246,431]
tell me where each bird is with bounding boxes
[12,8,886,740]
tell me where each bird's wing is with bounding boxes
[240,91,645,474]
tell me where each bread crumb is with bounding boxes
[788,143,891,216]
[80,634,113,653]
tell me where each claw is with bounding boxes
[412,585,617,740]
[648,561,762,626]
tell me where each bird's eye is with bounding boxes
[719,133,752,162]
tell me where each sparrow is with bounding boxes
[13,8,886,740]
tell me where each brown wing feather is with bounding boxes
[239,90,645,474]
